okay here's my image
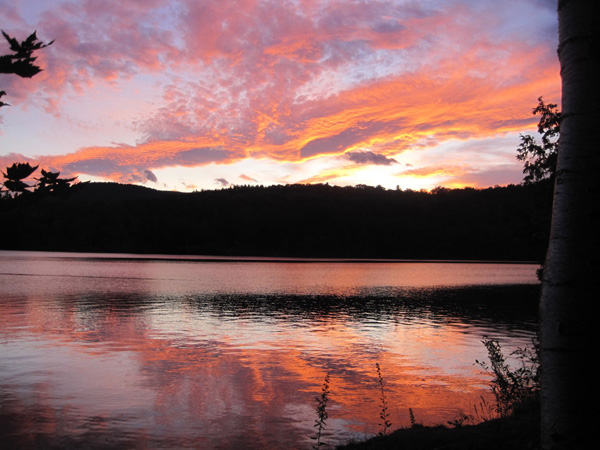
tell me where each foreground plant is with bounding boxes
[408,407,423,429]
[447,410,473,428]
[376,363,392,436]
[476,338,539,418]
[312,372,330,449]
[471,395,496,423]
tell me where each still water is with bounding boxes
[0,251,540,449]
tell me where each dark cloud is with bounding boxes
[62,159,119,175]
[299,123,388,158]
[264,127,296,146]
[215,178,230,187]
[371,20,406,34]
[116,168,159,185]
[174,147,231,165]
[143,169,158,183]
[345,151,398,165]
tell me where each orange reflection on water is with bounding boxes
[0,257,538,448]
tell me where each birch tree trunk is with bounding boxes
[540,1,600,448]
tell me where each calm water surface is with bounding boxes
[0,251,540,449]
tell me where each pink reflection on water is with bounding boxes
[0,253,538,448]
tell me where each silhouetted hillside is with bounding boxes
[69,182,185,201]
[0,182,553,260]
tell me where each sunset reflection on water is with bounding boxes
[0,252,539,449]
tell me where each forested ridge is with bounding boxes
[0,181,552,261]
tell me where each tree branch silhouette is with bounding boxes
[516,97,560,185]
[0,30,53,107]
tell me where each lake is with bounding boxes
[0,251,540,449]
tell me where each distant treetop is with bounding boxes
[516,97,560,185]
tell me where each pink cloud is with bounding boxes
[239,174,257,183]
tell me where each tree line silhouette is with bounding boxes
[1,29,556,262]
[0,180,553,261]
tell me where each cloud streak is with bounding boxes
[345,151,398,166]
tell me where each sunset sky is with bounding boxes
[0,0,559,192]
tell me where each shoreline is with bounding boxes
[336,408,540,450]
[0,249,540,265]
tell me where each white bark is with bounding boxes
[540,1,600,448]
